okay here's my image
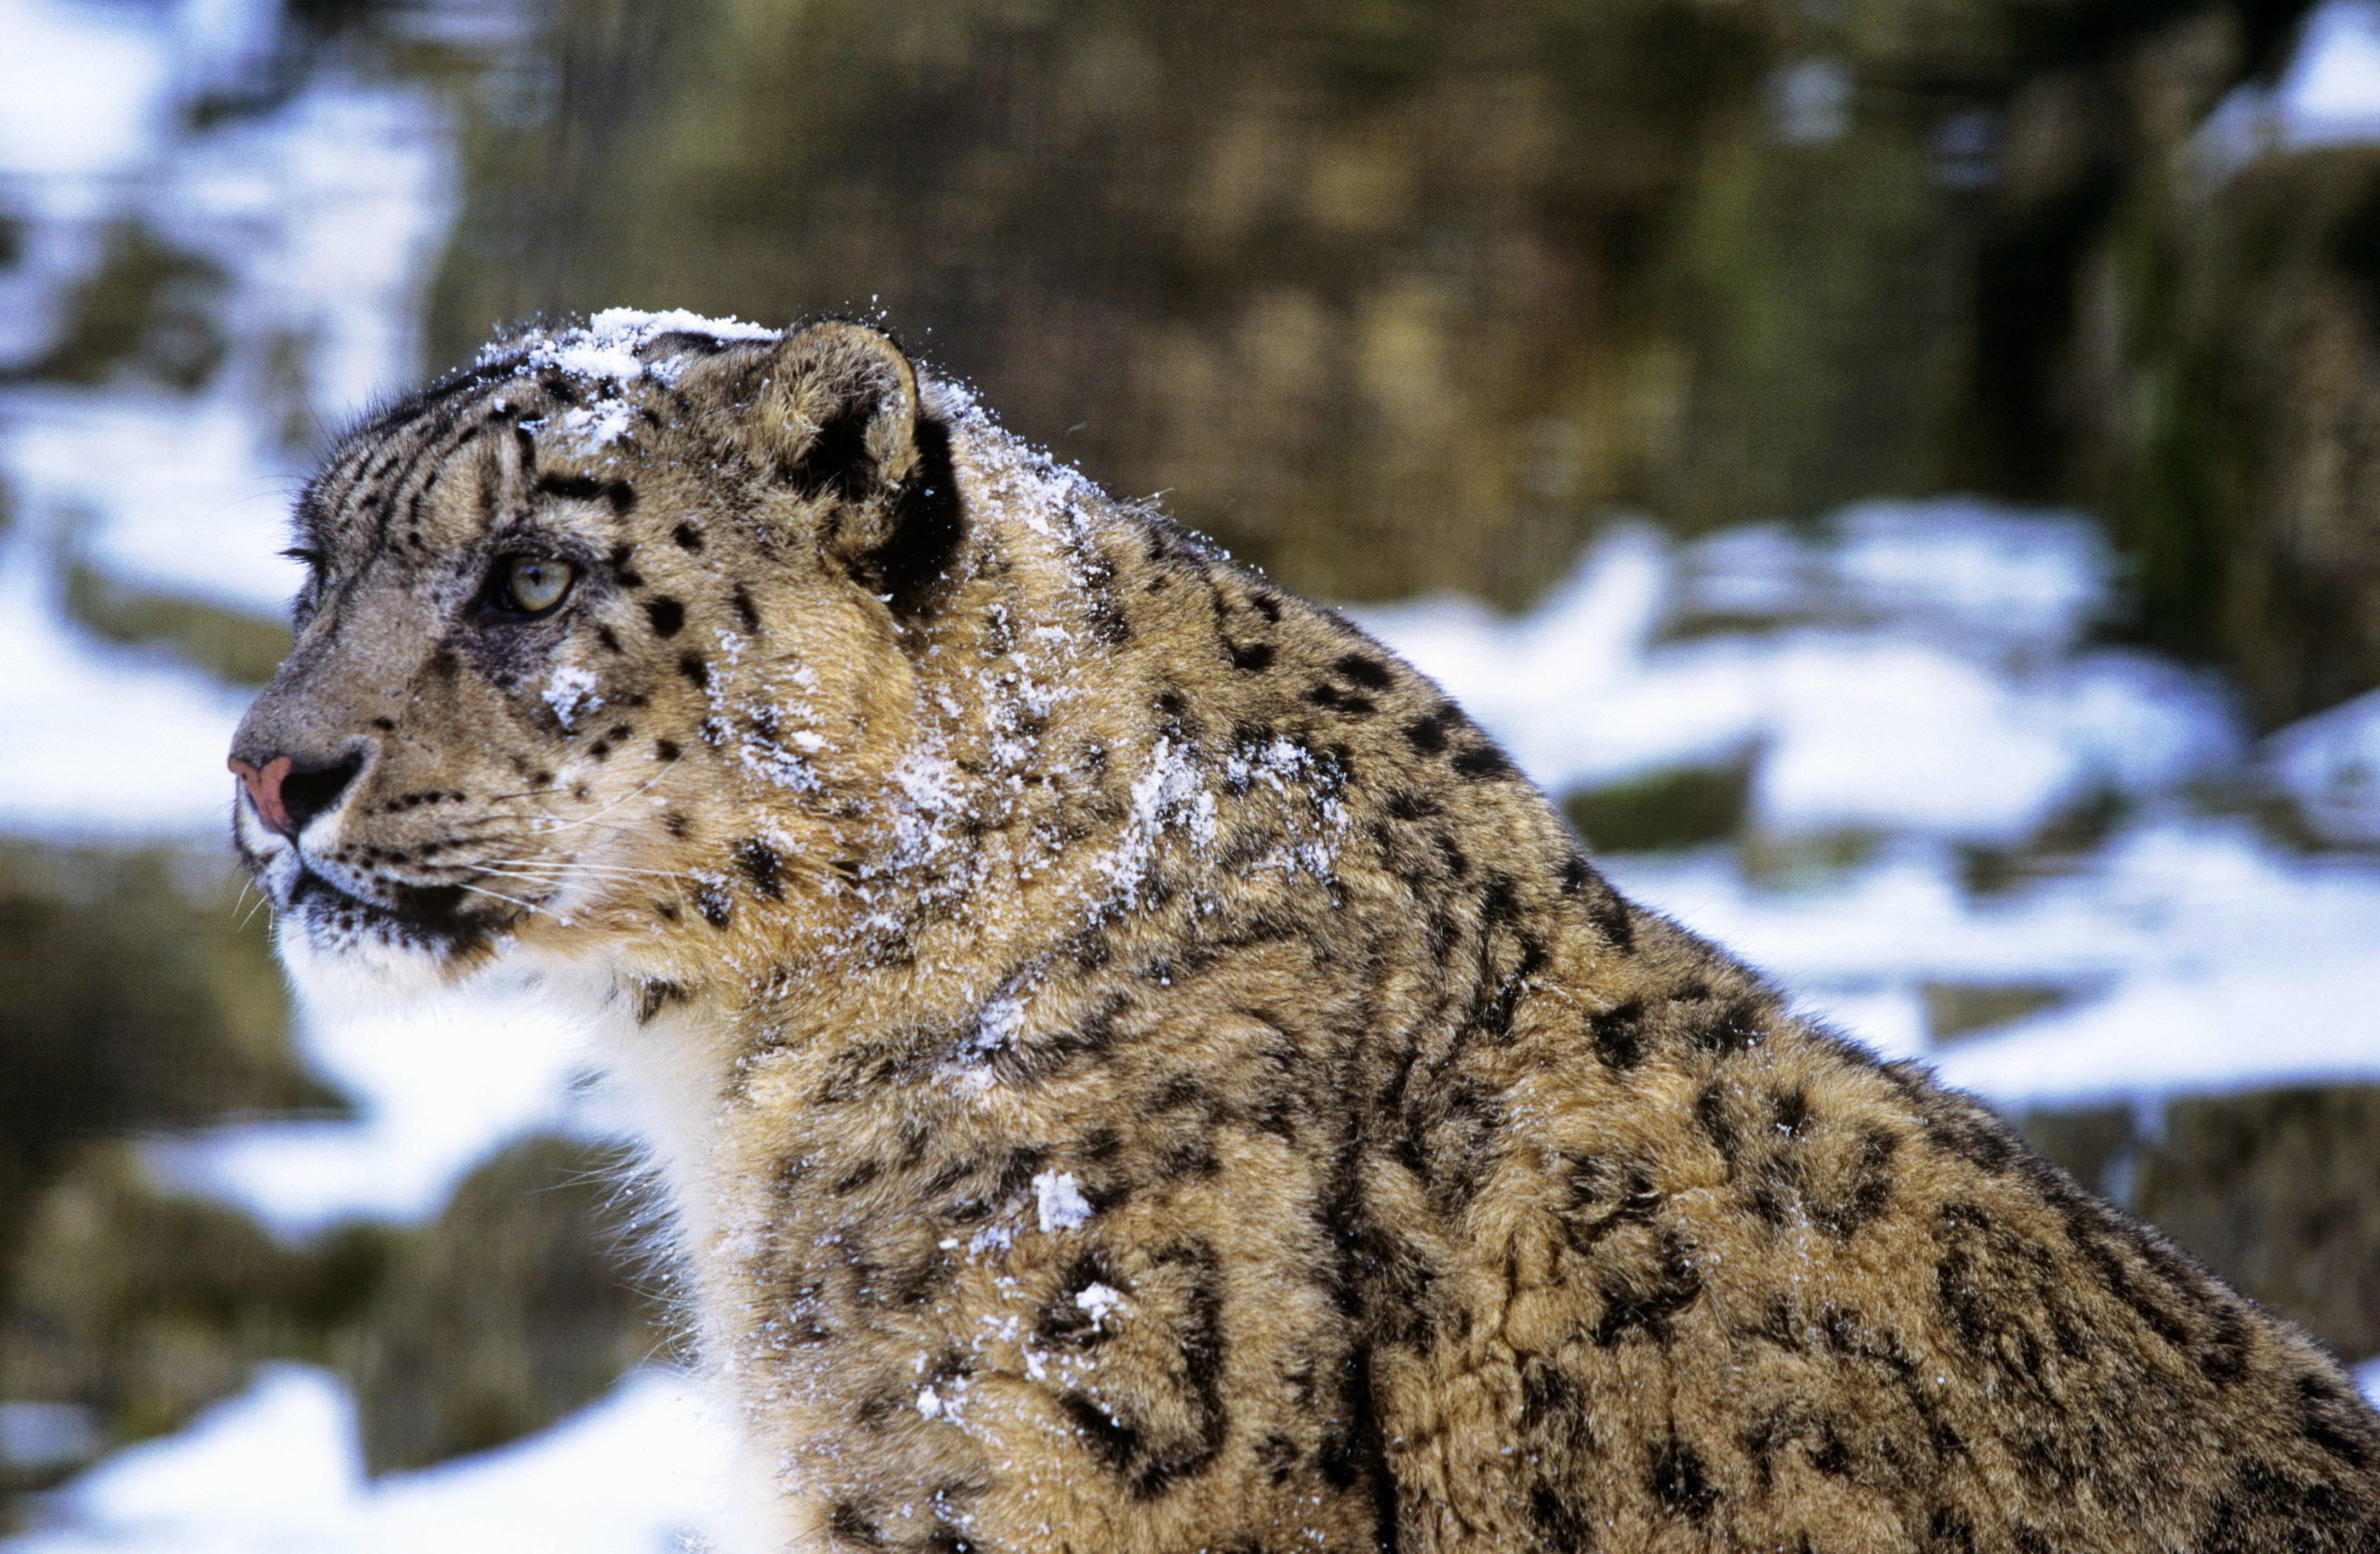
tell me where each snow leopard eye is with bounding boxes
[486,553,577,618]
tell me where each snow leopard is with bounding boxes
[230,312,2380,1552]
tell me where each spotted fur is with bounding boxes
[232,314,2380,1553]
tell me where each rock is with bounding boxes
[0,840,334,1277]
[16,220,228,394]
[2127,146,2380,726]
[1560,747,1756,856]
[0,840,349,1522]
[344,1134,665,1476]
[1921,980,2077,1045]
[0,1144,386,1507]
[2130,1084,2380,1368]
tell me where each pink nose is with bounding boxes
[229,754,298,837]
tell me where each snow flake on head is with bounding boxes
[587,306,780,347]
[935,994,1026,1096]
[1072,1282,1126,1327]
[1220,735,1349,880]
[733,724,823,793]
[557,401,638,449]
[1033,1170,1092,1232]
[889,750,971,870]
[542,663,602,731]
[493,308,783,454]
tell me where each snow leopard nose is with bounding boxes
[229,750,363,839]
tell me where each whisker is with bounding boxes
[471,865,689,898]
[456,881,555,919]
[392,856,691,890]
[470,787,573,807]
[231,876,262,925]
[527,769,676,834]
[483,858,696,884]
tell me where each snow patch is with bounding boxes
[2268,686,2380,844]
[495,310,783,458]
[2278,1,2380,141]
[1358,505,2236,844]
[1073,1282,1127,1327]
[14,1365,734,1554]
[2201,1,2380,161]
[0,0,172,188]
[541,664,602,730]
[1100,737,1219,900]
[1034,1170,1092,1233]
[586,306,779,345]
[145,975,589,1237]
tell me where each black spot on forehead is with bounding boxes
[535,472,638,511]
[340,353,527,448]
[303,365,568,564]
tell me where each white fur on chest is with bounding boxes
[567,973,734,1255]
[534,958,812,1553]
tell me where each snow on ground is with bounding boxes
[7,1365,731,1554]
[144,974,596,1237]
[2275,0,2380,144]
[0,0,172,191]
[1358,508,2239,845]
[0,0,461,622]
[0,0,588,1232]
[2202,0,2380,162]
[2270,686,2380,846]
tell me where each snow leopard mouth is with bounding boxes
[285,865,503,954]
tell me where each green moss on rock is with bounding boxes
[1560,749,1754,855]
[0,1146,337,1499]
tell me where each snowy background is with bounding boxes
[2,0,2378,1548]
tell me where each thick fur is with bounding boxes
[231,314,2380,1552]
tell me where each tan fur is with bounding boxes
[232,315,2380,1553]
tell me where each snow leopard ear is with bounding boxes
[760,320,923,500]
[760,321,964,618]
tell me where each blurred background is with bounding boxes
[2,0,2378,1547]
